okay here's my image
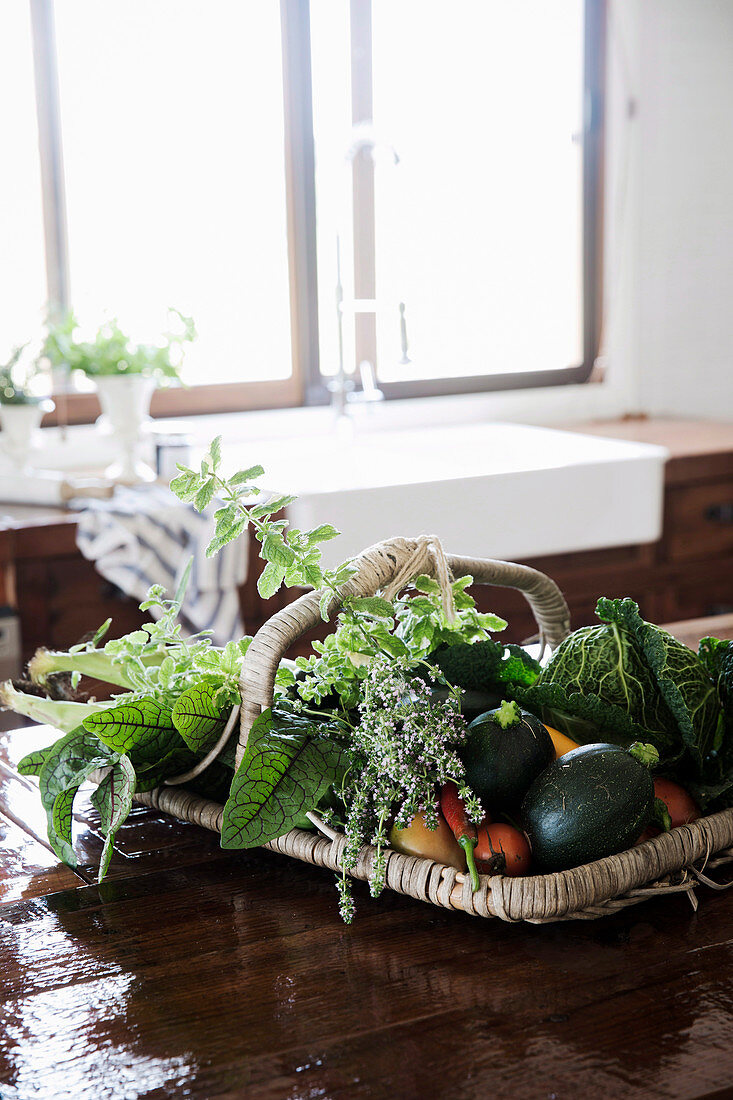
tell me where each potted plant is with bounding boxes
[42,310,195,483]
[0,344,54,469]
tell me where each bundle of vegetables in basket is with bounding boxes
[3,437,733,922]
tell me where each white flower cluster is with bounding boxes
[336,655,470,920]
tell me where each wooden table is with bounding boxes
[3,618,733,1100]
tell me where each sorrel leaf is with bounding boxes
[38,725,117,865]
[171,682,234,753]
[83,700,178,754]
[221,708,346,849]
[91,754,136,880]
[132,747,200,791]
[50,786,81,866]
[17,745,54,776]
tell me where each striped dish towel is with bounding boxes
[74,485,248,645]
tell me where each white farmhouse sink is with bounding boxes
[227,422,668,568]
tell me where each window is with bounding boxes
[309,0,604,401]
[6,0,603,419]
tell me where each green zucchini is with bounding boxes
[521,742,655,872]
[460,700,555,812]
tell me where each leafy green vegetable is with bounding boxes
[91,755,136,880]
[131,747,198,791]
[83,700,179,756]
[17,745,54,776]
[597,598,723,766]
[28,644,163,691]
[514,679,649,745]
[38,725,118,865]
[699,636,733,735]
[427,638,541,694]
[0,682,112,733]
[687,637,733,809]
[171,680,237,753]
[516,598,722,769]
[221,707,347,849]
[24,569,253,715]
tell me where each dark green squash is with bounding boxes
[460,700,555,812]
[521,742,655,872]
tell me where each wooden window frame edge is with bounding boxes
[41,377,305,428]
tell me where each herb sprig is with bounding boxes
[170,436,357,602]
[332,656,481,921]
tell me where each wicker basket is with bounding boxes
[137,536,733,922]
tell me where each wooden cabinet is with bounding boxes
[664,478,733,563]
[9,522,151,663]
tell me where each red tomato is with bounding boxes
[653,777,700,829]
[475,821,532,877]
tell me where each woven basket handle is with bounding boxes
[238,536,570,767]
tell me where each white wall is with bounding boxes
[606,0,733,420]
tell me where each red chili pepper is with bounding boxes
[440,781,481,892]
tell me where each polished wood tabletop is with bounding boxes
[3,616,733,1099]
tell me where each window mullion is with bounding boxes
[281,0,318,403]
[29,0,70,320]
[349,0,377,377]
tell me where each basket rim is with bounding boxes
[133,784,733,924]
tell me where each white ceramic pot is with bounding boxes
[0,401,53,469]
[95,374,157,484]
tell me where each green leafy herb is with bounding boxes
[221,707,347,849]
[171,680,237,753]
[42,309,195,382]
[333,655,475,921]
[169,436,358,600]
[395,574,507,653]
[91,755,136,880]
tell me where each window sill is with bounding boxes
[33,374,629,474]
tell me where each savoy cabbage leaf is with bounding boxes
[687,637,733,809]
[596,598,723,767]
[515,598,722,769]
